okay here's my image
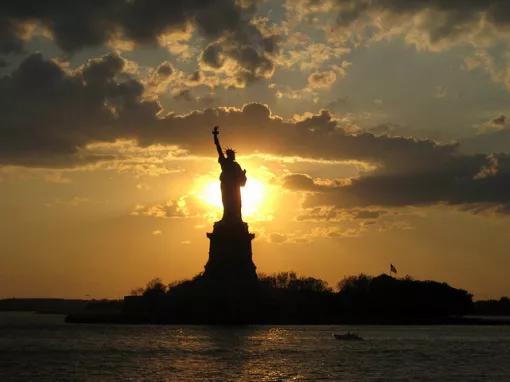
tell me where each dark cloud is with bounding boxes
[200,33,276,87]
[0,18,25,54]
[82,53,125,85]
[0,1,243,52]
[0,53,459,170]
[0,0,276,86]
[492,115,506,126]
[188,70,201,82]
[0,52,159,166]
[2,53,510,213]
[284,154,510,213]
[156,62,173,78]
[308,70,336,89]
[201,42,225,69]
[329,0,510,49]
[282,174,318,191]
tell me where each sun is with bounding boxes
[198,177,268,218]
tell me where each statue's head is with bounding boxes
[225,148,236,161]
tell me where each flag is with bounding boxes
[390,264,397,273]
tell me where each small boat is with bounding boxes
[334,332,363,341]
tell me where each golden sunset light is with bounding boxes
[2,0,510,297]
[3,1,510,379]
[198,177,268,218]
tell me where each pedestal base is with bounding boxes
[204,220,257,283]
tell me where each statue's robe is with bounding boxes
[219,156,246,222]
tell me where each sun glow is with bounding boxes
[199,177,268,219]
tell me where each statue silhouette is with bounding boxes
[213,126,247,222]
[204,126,257,283]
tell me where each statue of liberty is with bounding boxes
[212,126,247,222]
[203,126,256,283]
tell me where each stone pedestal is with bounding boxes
[204,220,257,283]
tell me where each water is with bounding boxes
[1,312,510,381]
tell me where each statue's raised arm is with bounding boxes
[212,126,225,160]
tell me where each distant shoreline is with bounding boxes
[63,313,510,326]
[2,273,509,326]
[2,309,510,325]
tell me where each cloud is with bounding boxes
[3,53,510,214]
[155,62,174,77]
[201,42,225,69]
[460,115,510,154]
[295,206,386,222]
[0,1,277,87]
[473,154,499,180]
[199,34,277,87]
[269,233,287,244]
[81,139,186,177]
[493,115,506,126]
[296,207,339,222]
[282,174,319,191]
[0,55,482,167]
[290,205,413,239]
[131,195,204,219]
[287,0,510,90]
[326,0,510,49]
[0,17,26,54]
[0,52,159,166]
[286,153,510,214]
[351,209,384,219]
[277,37,350,72]
[1,54,461,170]
[477,114,508,134]
[0,1,247,52]
[307,70,337,89]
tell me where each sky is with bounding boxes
[1,0,510,299]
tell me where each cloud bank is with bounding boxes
[1,0,276,87]
[2,52,510,214]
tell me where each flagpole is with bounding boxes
[390,264,395,278]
